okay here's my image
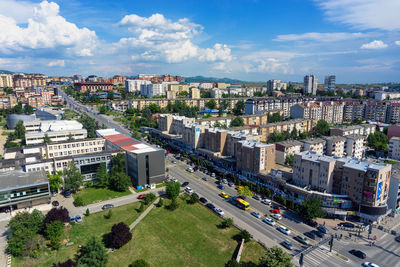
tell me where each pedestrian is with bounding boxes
[340,234,343,239]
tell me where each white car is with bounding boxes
[261,199,271,205]
[362,263,380,267]
[211,173,216,177]
[186,168,194,173]
[214,208,224,216]
[278,225,291,235]
[222,179,228,184]
[262,217,276,226]
[251,211,262,219]
[171,177,178,183]
[271,213,282,220]
[185,187,193,194]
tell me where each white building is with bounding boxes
[267,80,287,91]
[125,79,151,93]
[211,88,223,99]
[303,75,318,95]
[389,137,400,160]
[345,135,365,159]
[301,138,326,155]
[199,83,214,89]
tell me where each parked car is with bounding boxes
[261,199,271,205]
[263,217,276,226]
[278,226,291,235]
[220,192,229,199]
[315,230,325,238]
[362,262,380,267]
[70,216,75,222]
[395,236,400,242]
[199,197,208,204]
[294,235,309,245]
[64,190,71,198]
[181,181,189,187]
[214,208,224,216]
[305,220,318,228]
[253,195,261,200]
[202,177,208,181]
[185,187,193,194]
[171,160,177,164]
[270,213,282,220]
[222,179,228,184]
[251,211,262,219]
[228,182,234,187]
[217,185,225,190]
[186,168,194,173]
[102,204,114,210]
[52,201,59,207]
[206,203,215,210]
[338,222,355,228]
[211,173,216,177]
[349,249,366,259]
[270,208,280,214]
[171,178,178,183]
[282,240,293,250]
[75,215,83,223]
[138,194,146,199]
[305,231,316,240]
[317,226,329,234]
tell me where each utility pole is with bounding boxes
[299,253,304,267]
[329,235,334,252]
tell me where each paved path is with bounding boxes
[129,199,158,230]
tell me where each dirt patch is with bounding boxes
[0,127,9,155]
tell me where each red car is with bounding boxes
[138,194,147,199]
[270,208,280,214]
[396,236,400,242]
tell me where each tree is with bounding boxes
[129,259,150,267]
[205,99,217,109]
[108,222,132,249]
[221,99,230,110]
[157,198,164,207]
[188,193,199,204]
[200,91,211,98]
[67,133,74,141]
[168,198,179,210]
[85,208,90,216]
[367,131,389,151]
[43,207,70,226]
[64,161,84,193]
[237,186,254,197]
[109,172,131,192]
[96,162,109,187]
[237,230,251,243]
[76,237,108,267]
[166,181,181,199]
[258,246,293,267]
[315,120,330,136]
[230,117,244,127]
[221,218,233,228]
[14,120,25,139]
[225,259,241,267]
[99,105,108,114]
[53,259,77,267]
[24,104,34,115]
[285,154,294,167]
[43,133,52,144]
[74,195,85,207]
[144,192,156,205]
[268,112,282,123]
[48,171,63,192]
[299,197,325,221]
[111,153,126,174]
[233,100,245,115]
[44,221,64,250]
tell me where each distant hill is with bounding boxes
[184,76,248,83]
[0,70,13,74]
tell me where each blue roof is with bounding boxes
[200,109,223,113]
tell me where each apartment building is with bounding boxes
[364,102,387,122]
[388,163,400,215]
[345,135,366,159]
[386,103,400,123]
[343,101,364,123]
[203,128,228,156]
[158,114,196,135]
[330,124,376,136]
[45,138,105,158]
[303,75,318,95]
[13,74,32,89]
[320,101,344,124]
[267,80,287,91]
[324,75,336,91]
[375,91,400,101]
[323,136,346,157]
[182,123,208,149]
[189,87,200,99]
[290,101,344,124]
[245,97,315,118]
[107,100,130,113]
[168,84,190,94]
[211,88,223,99]
[275,140,303,165]
[389,137,400,160]
[301,138,326,155]
[235,140,275,174]
[290,103,321,122]
[0,95,17,109]
[258,119,313,142]
[0,74,13,88]
[125,79,151,93]
[225,131,261,157]
[26,74,46,87]
[74,82,113,93]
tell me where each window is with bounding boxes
[49,153,53,157]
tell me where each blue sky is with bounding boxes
[1,0,400,83]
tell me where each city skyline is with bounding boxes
[1,0,400,83]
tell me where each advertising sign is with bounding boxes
[377,181,382,201]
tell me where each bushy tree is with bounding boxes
[237,186,254,197]
[14,120,25,139]
[48,171,63,192]
[43,133,52,144]
[188,193,199,204]
[108,222,132,249]
[157,198,164,207]
[315,120,330,136]
[230,117,244,127]
[64,161,84,193]
[96,162,109,187]
[221,218,233,228]
[268,112,281,123]
[129,259,150,267]
[168,198,179,211]
[76,237,108,267]
[258,246,293,267]
[74,195,85,207]
[111,153,126,173]
[233,100,245,115]
[285,154,294,167]
[166,181,181,200]
[299,197,325,221]
[44,221,64,250]
[144,192,156,205]
[109,172,131,192]
[225,259,240,267]
[205,99,217,109]
[237,230,251,243]
[43,207,70,226]
[367,131,389,151]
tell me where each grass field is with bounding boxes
[74,187,131,205]
[13,202,143,267]
[108,199,266,267]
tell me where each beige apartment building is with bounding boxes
[182,123,208,149]
[323,136,346,157]
[275,140,303,165]
[235,140,275,174]
[189,87,200,99]
[225,131,260,157]
[258,119,313,142]
[330,124,376,137]
[301,138,326,155]
[158,114,196,135]
[0,74,13,88]
[203,128,228,156]
[345,135,366,159]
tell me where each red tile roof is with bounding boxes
[104,134,137,145]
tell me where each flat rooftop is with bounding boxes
[0,170,48,191]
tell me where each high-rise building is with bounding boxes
[0,74,13,88]
[324,75,336,91]
[267,80,287,91]
[303,75,318,95]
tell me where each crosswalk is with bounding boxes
[369,237,400,267]
[293,246,352,267]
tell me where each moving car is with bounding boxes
[396,236,400,242]
[262,217,276,226]
[261,199,271,205]
[186,168,194,173]
[75,215,83,223]
[251,211,262,219]
[206,203,215,210]
[222,179,228,184]
[270,208,280,214]
[349,249,366,259]
[228,182,234,187]
[181,181,189,187]
[217,185,225,190]
[211,173,216,177]
[253,195,261,200]
[278,225,291,235]
[220,192,229,199]
[304,231,316,240]
[282,240,293,250]
[185,187,194,194]
[138,194,146,199]
[270,213,282,220]
[362,262,380,267]
[202,177,208,181]
[102,204,114,210]
[199,197,208,204]
[294,235,309,245]
[52,201,59,207]
[214,208,224,216]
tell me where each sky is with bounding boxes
[1,0,400,83]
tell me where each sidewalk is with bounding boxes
[129,199,158,230]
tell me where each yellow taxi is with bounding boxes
[220,191,229,199]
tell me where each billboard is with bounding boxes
[376,181,382,201]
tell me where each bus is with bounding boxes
[231,196,250,210]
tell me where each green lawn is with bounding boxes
[14,202,143,267]
[74,187,131,205]
[108,199,266,267]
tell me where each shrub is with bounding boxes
[221,218,233,228]
[168,198,179,211]
[74,196,85,207]
[129,259,150,267]
[104,210,113,219]
[85,208,90,216]
[144,192,156,205]
[108,222,132,249]
[237,230,251,243]
[156,198,163,207]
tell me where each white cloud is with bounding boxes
[274,32,366,42]
[115,13,230,63]
[395,41,400,46]
[360,40,388,49]
[315,0,400,31]
[47,59,65,67]
[0,1,97,56]
[78,48,93,57]
[0,0,37,24]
